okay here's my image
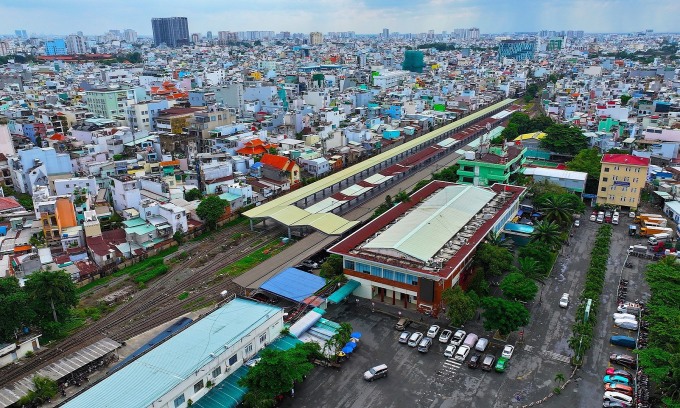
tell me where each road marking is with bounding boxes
[524,345,534,353]
[436,357,462,379]
[542,350,571,364]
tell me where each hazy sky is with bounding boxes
[3,0,679,36]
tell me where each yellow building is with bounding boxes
[597,154,649,209]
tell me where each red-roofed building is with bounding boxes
[597,154,650,209]
[259,153,300,185]
[86,229,126,267]
[0,196,23,214]
[236,139,274,156]
[328,181,525,314]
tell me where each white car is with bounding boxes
[501,345,515,359]
[407,332,423,347]
[438,329,452,343]
[426,325,440,338]
[454,345,471,362]
[451,329,466,346]
[559,293,569,308]
[444,344,456,358]
[574,220,580,227]
[398,331,411,344]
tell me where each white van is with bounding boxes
[363,364,388,381]
[463,333,479,348]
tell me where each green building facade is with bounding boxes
[456,146,527,186]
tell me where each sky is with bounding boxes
[3,0,679,36]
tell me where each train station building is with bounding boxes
[328,181,525,315]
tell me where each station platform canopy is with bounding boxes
[249,205,359,235]
[260,267,327,303]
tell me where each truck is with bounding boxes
[635,214,666,225]
[628,245,647,255]
[640,226,674,237]
[648,233,672,246]
[642,218,668,227]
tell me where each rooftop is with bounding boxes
[601,154,650,167]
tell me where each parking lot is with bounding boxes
[281,211,655,407]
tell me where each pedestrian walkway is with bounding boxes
[437,358,463,380]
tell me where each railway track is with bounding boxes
[0,225,282,387]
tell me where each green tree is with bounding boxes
[507,112,532,134]
[498,123,519,143]
[324,322,353,355]
[481,297,530,336]
[530,220,563,250]
[529,180,568,198]
[500,272,538,302]
[196,196,228,230]
[606,148,629,154]
[441,286,477,327]
[0,277,35,342]
[540,124,589,155]
[620,94,632,106]
[529,115,554,131]
[239,342,321,407]
[486,231,513,250]
[432,164,459,182]
[184,188,203,201]
[24,270,77,324]
[534,194,580,226]
[566,148,602,179]
[473,243,514,277]
[547,74,559,84]
[517,257,543,280]
[319,254,343,280]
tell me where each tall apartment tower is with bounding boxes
[66,35,86,54]
[151,17,189,47]
[309,32,323,45]
[382,28,389,38]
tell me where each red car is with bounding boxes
[604,383,633,396]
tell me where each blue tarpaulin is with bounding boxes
[261,267,326,303]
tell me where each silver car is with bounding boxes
[408,332,423,347]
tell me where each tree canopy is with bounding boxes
[319,255,344,280]
[481,297,530,336]
[196,196,228,230]
[566,148,602,179]
[540,124,589,155]
[239,342,322,406]
[442,286,477,327]
[530,220,564,250]
[184,188,203,201]
[534,192,584,226]
[473,243,514,277]
[24,270,78,324]
[500,272,538,302]
[0,277,35,342]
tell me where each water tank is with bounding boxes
[233,157,247,173]
[464,151,476,160]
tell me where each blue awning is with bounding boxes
[327,280,360,304]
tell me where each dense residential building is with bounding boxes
[65,34,86,54]
[151,17,190,47]
[597,154,650,209]
[84,87,147,120]
[498,39,536,61]
[329,181,525,314]
[456,146,527,186]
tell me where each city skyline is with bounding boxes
[1,0,679,36]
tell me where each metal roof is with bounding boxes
[260,267,326,303]
[363,185,496,262]
[257,205,359,235]
[243,99,515,221]
[62,299,281,408]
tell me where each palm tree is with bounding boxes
[486,231,513,250]
[536,195,574,226]
[554,372,566,385]
[518,257,542,280]
[530,221,563,250]
[24,270,77,323]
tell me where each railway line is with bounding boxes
[0,223,282,387]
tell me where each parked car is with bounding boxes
[603,375,630,385]
[559,293,569,308]
[462,333,479,348]
[590,211,597,222]
[612,214,620,225]
[395,317,411,331]
[597,212,605,223]
[612,313,636,321]
[574,219,580,227]
[467,353,481,369]
[494,356,508,372]
[444,344,456,358]
[408,332,423,347]
[609,354,636,369]
[438,329,453,343]
[614,319,639,331]
[475,338,489,352]
[454,345,470,362]
[451,330,466,346]
[363,364,388,381]
[417,337,433,353]
[501,345,515,359]
[609,336,637,349]
[602,400,631,408]
[604,211,612,223]
[398,331,411,344]
[426,325,440,338]
[481,354,496,371]
[604,383,633,396]
[603,391,633,405]
[605,368,633,381]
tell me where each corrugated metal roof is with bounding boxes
[363,185,495,262]
[261,267,326,303]
[62,299,281,408]
[523,167,588,181]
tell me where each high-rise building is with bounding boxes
[0,41,10,57]
[382,28,389,38]
[217,31,237,45]
[15,30,27,39]
[191,33,200,43]
[123,29,138,43]
[206,31,213,40]
[498,39,536,61]
[66,35,86,55]
[468,28,480,40]
[151,17,190,47]
[44,39,67,56]
[309,32,323,45]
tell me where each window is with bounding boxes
[370,265,382,277]
[393,272,406,283]
[382,269,394,280]
[212,367,221,378]
[603,167,609,172]
[228,354,237,365]
[244,343,253,355]
[602,177,608,182]
[193,380,204,393]
[173,394,185,408]
[259,333,267,344]
[601,187,606,192]
[612,176,618,181]
[633,178,639,183]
